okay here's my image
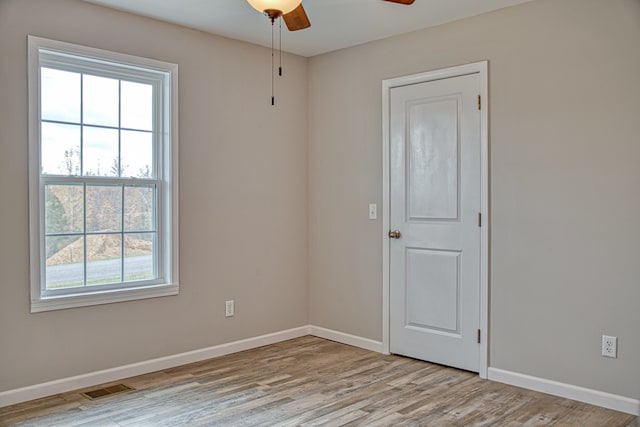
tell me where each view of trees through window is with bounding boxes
[44,183,156,289]
[41,66,158,290]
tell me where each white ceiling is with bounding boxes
[84,0,534,57]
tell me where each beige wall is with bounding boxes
[0,0,308,392]
[308,0,640,399]
[1,0,639,404]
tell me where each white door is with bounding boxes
[389,72,481,372]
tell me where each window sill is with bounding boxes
[30,283,179,313]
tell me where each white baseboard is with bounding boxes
[488,367,640,416]
[308,325,384,353]
[5,328,636,419]
[0,326,310,408]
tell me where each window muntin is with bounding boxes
[29,36,178,312]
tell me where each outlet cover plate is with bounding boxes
[601,335,617,358]
[225,300,234,317]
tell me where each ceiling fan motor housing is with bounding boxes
[247,0,302,15]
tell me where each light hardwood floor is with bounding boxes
[0,336,636,426]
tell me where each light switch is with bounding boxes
[368,203,377,220]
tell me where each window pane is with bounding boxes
[87,234,122,285]
[45,184,84,234]
[86,185,122,232]
[45,235,84,289]
[83,74,119,127]
[83,126,119,176]
[124,186,155,231]
[124,233,155,282]
[121,130,153,178]
[41,122,80,175]
[41,68,80,123]
[121,81,152,131]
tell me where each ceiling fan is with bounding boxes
[247,0,414,106]
[247,0,415,30]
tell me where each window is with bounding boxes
[28,36,179,312]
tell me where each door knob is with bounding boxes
[388,230,401,239]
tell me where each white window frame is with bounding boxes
[28,35,179,313]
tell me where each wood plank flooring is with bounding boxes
[0,336,636,426]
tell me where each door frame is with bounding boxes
[381,61,489,378]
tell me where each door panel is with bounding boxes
[407,96,459,221]
[390,73,481,372]
[406,248,460,333]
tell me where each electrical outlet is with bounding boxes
[225,300,234,318]
[601,335,617,358]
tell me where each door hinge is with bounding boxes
[477,95,481,110]
[477,329,481,344]
[478,212,482,227]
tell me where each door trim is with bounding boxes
[382,61,489,378]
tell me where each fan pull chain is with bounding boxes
[279,18,283,77]
[271,18,275,106]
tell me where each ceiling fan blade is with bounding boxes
[382,0,415,4]
[283,3,311,31]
